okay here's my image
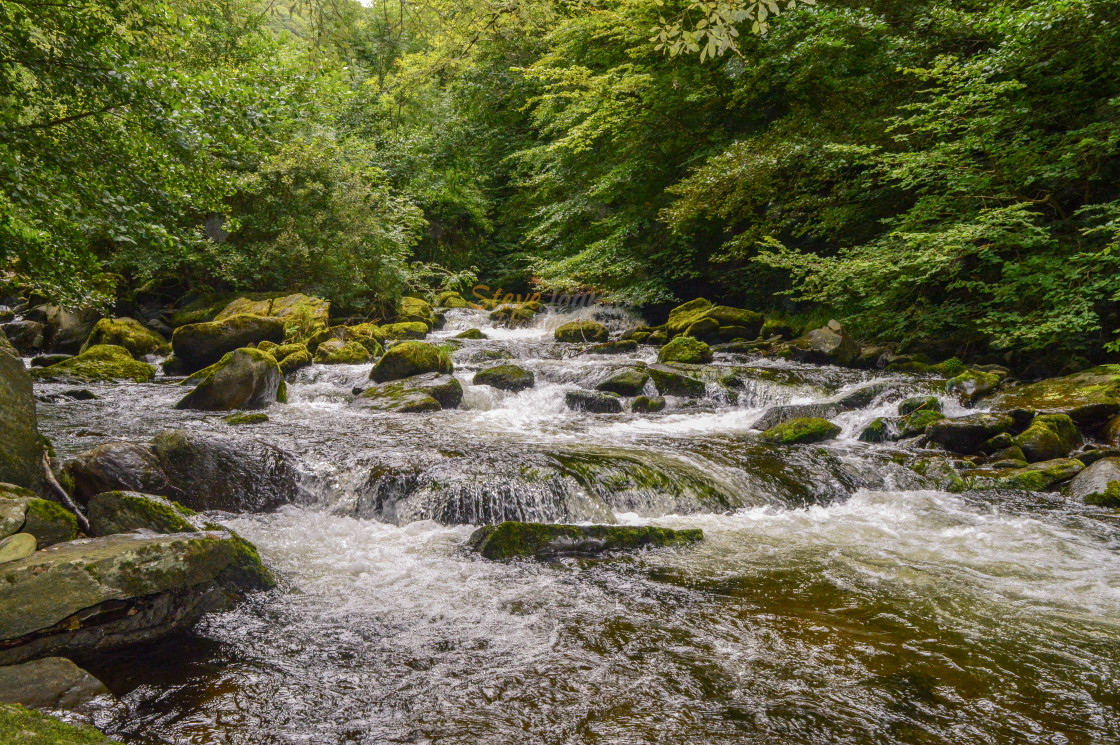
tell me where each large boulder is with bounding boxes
[665,299,763,340]
[0,331,49,496]
[313,339,372,364]
[468,521,703,560]
[435,290,469,309]
[213,293,330,337]
[176,348,286,411]
[39,305,101,354]
[81,317,169,358]
[398,296,435,328]
[31,344,156,383]
[554,321,609,343]
[1,319,46,352]
[64,442,178,505]
[380,321,429,340]
[490,306,537,328]
[1012,414,1083,463]
[1067,457,1120,503]
[647,364,705,398]
[565,390,623,413]
[925,413,1016,454]
[352,373,463,413]
[370,341,452,383]
[150,429,303,512]
[759,417,841,445]
[172,314,286,373]
[990,365,1120,426]
[0,530,273,664]
[279,348,312,376]
[946,368,1005,405]
[473,364,535,392]
[657,336,712,364]
[87,491,198,537]
[597,368,650,397]
[787,320,860,367]
[0,484,77,547]
[0,657,110,710]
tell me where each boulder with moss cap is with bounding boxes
[370,341,453,382]
[314,339,372,365]
[0,483,78,547]
[555,321,609,343]
[658,336,712,364]
[760,417,842,445]
[990,365,1120,426]
[175,347,286,411]
[87,491,199,536]
[31,345,155,383]
[473,364,535,392]
[786,320,860,367]
[81,317,170,358]
[1012,414,1083,462]
[172,314,285,372]
[353,372,463,413]
[597,368,650,397]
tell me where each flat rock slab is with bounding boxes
[0,657,110,710]
[469,521,703,560]
[0,533,36,563]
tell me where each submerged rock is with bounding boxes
[0,331,49,497]
[474,364,535,392]
[565,390,623,414]
[658,336,712,364]
[31,344,155,383]
[455,328,487,340]
[760,417,841,445]
[175,347,286,411]
[752,381,891,431]
[370,341,453,383]
[0,657,110,710]
[353,373,463,413]
[0,530,273,664]
[172,314,286,373]
[586,339,638,355]
[490,306,537,328]
[899,396,942,416]
[468,521,703,560]
[224,412,269,426]
[81,317,169,358]
[555,321,609,343]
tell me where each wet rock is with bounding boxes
[490,306,536,327]
[990,365,1120,425]
[859,417,898,443]
[925,413,1016,454]
[279,348,312,376]
[760,319,794,339]
[370,341,453,382]
[0,657,110,710]
[87,491,198,536]
[751,381,891,431]
[786,320,860,367]
[65,442,178,506]
[307,323,384,353]
[0,533,36,563]
[658,336,712,364]
[759,417,841,445]
[899,409,945,438]
[586,339,638,355]
[31,344,156,383]
[150,429,303,512]
[989,445,1027,465]
[435,291,469,309]
[40,305,101,354]
[683,316,720,341]
[647,365,705,398]
[455,328,487,340]
[630,395,666,413]
[30,353,72,367]
[5,491,78,548]
[0,530,273,664]
[313,339,372,365]
[224,412,269,426]
[899,396,942,416]
[967,458,1084,491]
[665,299,763,340]
[908,457,965,493]
[0,330,49,496]
[81,317,170,358]
[474,364,535,392]
[1104,414,1120,447]
[597,368,650,397]
[380,321,429,340]
[1012,414,1082,463]
[1067,457,1120,504]
[354,373,463,412]
[1,319,46,352]
[555,321,609,343]
[0,703,124,743]
[468,521,703,560]
[172,314,286,373]
[946,368,1004,405]
[565,390,623,414]
[176,348,286,411]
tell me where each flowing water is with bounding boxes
[33,307,1120,744]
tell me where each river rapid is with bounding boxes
[33,307,1120,745]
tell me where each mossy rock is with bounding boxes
[81,317,169,357]
[213,293,329,341]
[555,321,609,343]
[434,290,469,308]
[370,341,453,383]
[224,412,269,426]
[586,339,638,355]
[899,396,942,416]
[380,321,429,340]
[946,368,1004,404]
[172,313,286,372]
[631,395,666,413]
[683,317,720,341]
[87,491,199,536]
[270,342,307,360]
[760,417,842,445]
[925,413,1016,454]
[314,339,372,365]
[353,373,463,413]
[468,521,703,560]
[456,328,488,340]
[473,364,535,392]
[565,390,623,414]
[0,334,49,497]
[1013,414,1083,463]
[858,417,897,443]
[630,331,651,344]
[1085,481,1120,508]
[899,409,945,437]
[490,307,537,327]
[31,344,155,383]
[658,336,712,364]
[0,703,124,744]
[22,498,78,547]
[990,365,1120,425]
[967,458,1084,491]
[597,368,650,397]
[760,319,794,339]
[257,340,278,352]
[786,321,861,367]
[399,296,435,328]
[175,347,284,411]
[278,349,312,376]
[647,365,705,398]
[665,299,763,340]
[665,298,712,335]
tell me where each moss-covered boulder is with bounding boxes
[278,348,312,376]
[456,328,487,340]
[0,657,110,711]
[858,417,897,443]
[380,321,429,340]
[86,491,199,537]
[990,365,1120,425]
[1067,457,1120,504]
[214,293,330,338]
[565,390,623,413]
[468,521,703,560]
[586,339,638,355]
[760,319,795,339]
[0,702,123,743]
[0,484,77,548]
[64,442,177,505]
[899,409,946,437]
[353,373,463,413]
[31,345,155,383]
[314,339,372,365]
[760,417,842,445]
[658,336,712,364]
[435,290,469,308]
[925,413,1016,454]
[1013,414,1083,463]
[81,317,169,358]
[0,530,273,664]
[555,321,609,343]
[0,332,49,497]
[490,306,537,327]
[631,395,666,413]
[270,341,308,360]
[399,296,435,328]
[666,298,763,339]
[597,368,650,397]
[224,412,269,426]
[967,458,1084,491]
[647,364,705,398]
[899,396,942,416]
[370,341,453,383]
[946,368,1004,405]
[786,320,860,367]
[473,364,535,392]
[175,347,285,411]
[172,314,286,372]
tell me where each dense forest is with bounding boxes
[3,0,1119,369]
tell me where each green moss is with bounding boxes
[858,417,892,443]
[381,321,429,340]
[946,368,1003,403]
[81,317,170,357]
[88,491,197,536]
[1085,480,1120,508]
[23,498,78,547]
[648,365,705,398]
[224,412,269,425]
[587,339,639,355]
[0,703,123,744]
[760,417,842,445]
[456,328,487,340]
[490,307,537,327]
[31,344,156,383]
[597,369,650,397]
[555,321,609,343]
[992,365,1120,423]
[370,341,453,382]
[900,409,945,437]
[1013,414,1082,462]
[219,529,277,591]
[314,339,372,364]
[658,336,712,364]
[468,521,703,560]
[631,395,666,413]
[898,396,942,416]
[279,349,312,376]
[473,364,535,392]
